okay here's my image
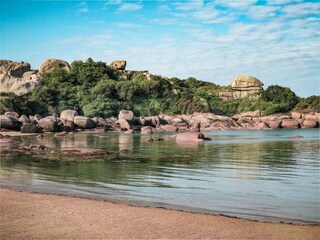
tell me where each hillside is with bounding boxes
[0,58,319,117]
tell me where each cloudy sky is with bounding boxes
[1,0,319,97]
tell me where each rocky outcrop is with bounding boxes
[0,60,42,96]
[109,60,126,70]
[39,59,70,74]
[218,75,264,100]
[0,60,31,78]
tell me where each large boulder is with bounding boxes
[176,131,210,142]
[39,59,70,74]
[60,109,78,122]
[109,60,127,70]
[231,75,263,89]
[0,115,21,130]
[61,119,74,132]
[291,111,302,119]
[74,116,96,129]
[118,118,131,130]
[267,120,282,129]
[118,110,134,122]
[19,114,30,124]
[141,126,153,134]
[37,117,58,132]
[281,119,300,129]
[218,75,263,100]
[302,119,318,128]
[190,112,240,130]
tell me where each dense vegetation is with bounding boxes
[0,58,319,117]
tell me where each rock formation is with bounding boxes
[0,60,42,96]
[218,75,264,100]
[0,60,31,78]
[39,59,70,74]
[109,60,127,70]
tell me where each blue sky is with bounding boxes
[1,0,319,97]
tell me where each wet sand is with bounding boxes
[1,188,319,239]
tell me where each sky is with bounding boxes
[1,0,319,97]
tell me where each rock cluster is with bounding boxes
[218,75,264,100]
[0,110,318,141]
[0,58,72,96]
[232,110,319,130]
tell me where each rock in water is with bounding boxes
[74,116,96,129]
[37,117,58,132]
[160,124,178,132]
[0,115,21,130]
[176,131,211,142]
[39,59,70,74]
[118,110,134,121]
[281,119,300,129]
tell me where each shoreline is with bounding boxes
[1,184,319,226]
[1,188,320,239]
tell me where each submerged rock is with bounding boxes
[176,131,211,142]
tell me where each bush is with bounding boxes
[295,95,320,112]
[261,85,299,112]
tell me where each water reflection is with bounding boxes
[1,129,319,222]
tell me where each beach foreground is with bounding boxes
[0,188,319,239]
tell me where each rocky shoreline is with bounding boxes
[1,109,319,135]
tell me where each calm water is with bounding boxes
[1,129,319,223]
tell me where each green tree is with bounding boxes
[261,85,299,113]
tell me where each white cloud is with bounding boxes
[281,2,320,17]
[118,3,142,11]
[267,0,302,5]
[247,5,279,19]
[74,1,89,13]
[193,5,219,21]
[113,22,144,28]
[175,1,204,11]
[106,0,122,5]
[214,0,257,8]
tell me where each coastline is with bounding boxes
[1,188,319,239]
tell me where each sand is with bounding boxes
[0,188,319,239]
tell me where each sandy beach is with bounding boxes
[0,188,319,239]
